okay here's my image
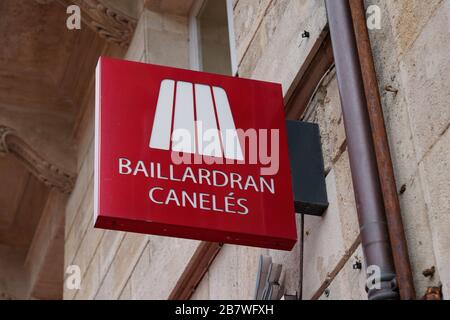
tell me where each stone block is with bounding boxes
[193,245,267,300]
[238,0,327,97]
[381,0,445,56]
[208,245,240,300]
[72,253,101,300]
[130,237,198,299]
[302,170,348,299]
[236,246,268,299]
[126,11,146,62]
[366,4,419,186]
[398,172,440,296]
[191,272,210,300]
[163,13,188,35]
[98,230,126,280]
[70,224,104,281]
[65,141,94,238]
[384,98,420,189]
[142,10,189,67]
[419,127,450,299]
[74,90,95,173]
[233,0,272,63]
[319,246,367,300]
[269,215,302,297]
[333,151,360,249]
[95,233,149,299]
[307,76,346,173]
[119,281,133,300]
[65,180,94,265]
[399,1,450,161]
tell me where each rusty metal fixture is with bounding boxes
[353,260,363,270]
[301,30,311,39]
[384,85,399,94]
[422,287,442,300]
[349,0,416,300]
[325,0,398,300]
[422,266,436,278]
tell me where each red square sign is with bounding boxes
[95,57,297,251]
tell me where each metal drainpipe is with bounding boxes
[349,0,416,300]
[324,0,399,300]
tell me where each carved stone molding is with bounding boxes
[0,125,76,194]
[73,0,138,47]
[35,0,138,47]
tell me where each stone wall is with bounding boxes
[64,10,198,300]
[64,0,450,300]
[366,0,450,298]
[193,0,450,300]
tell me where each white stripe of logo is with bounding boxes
[149,79,244,161]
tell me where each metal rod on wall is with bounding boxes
[324,0,399,300]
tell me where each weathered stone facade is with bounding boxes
[60,0,450,300]
[0,0,447,300]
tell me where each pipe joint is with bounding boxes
[367,272,399,300]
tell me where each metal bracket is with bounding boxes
[286,120,328,216]
[254,256,284,300]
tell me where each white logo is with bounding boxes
[149,80,244,161]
